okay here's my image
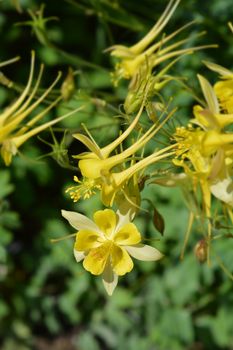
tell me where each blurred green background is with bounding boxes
[0,0,233,349]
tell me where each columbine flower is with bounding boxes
[187,73,233,208]
[173,124,233,262]
[67,104,175,213]
[107,0,216,84]
[66,143,175,219]
[0,51,83,165]
[62,208,163,295]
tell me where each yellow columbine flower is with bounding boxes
[62,208,163,295]
[188,73,233,208]
[108,0,216,84]
[0,51,83,165]
[68,104,176,211]
[66,144,175,217]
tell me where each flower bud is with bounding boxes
[61,67,75,101]
[194,239,207,263]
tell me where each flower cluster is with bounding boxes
[2,0,232,295]
[61,0,232,293]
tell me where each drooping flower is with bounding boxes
[72,107,175,180]
[62,208,163,295]
[0,51,83,165]
[66,142,175,218]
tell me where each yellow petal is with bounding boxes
[111,244,133,276]
[78,158,107,179]
[72,133,103,159]
[93,209,116,238]
[214,79,233,113]
[192,105,219,130]
[202,131,233,156]
[114,223,141,246]
[83,242,111,275]
[75,230,102,251]
[197,74,219,114]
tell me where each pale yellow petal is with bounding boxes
[125,244,163,261]
[111,244,133,276]
[83,242,111,275]
[114,223,141,246]
[93,209,117,238]
[102,259,118,296]
[211,177,233,206]
[61,209,99,231]
[75,230,102,251]
[73,248,86,262]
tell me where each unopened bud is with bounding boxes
[194,239,207,263]
[61,67,75,101]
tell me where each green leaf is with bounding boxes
[0,170,14,199]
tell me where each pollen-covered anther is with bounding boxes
[66,176,101,202]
